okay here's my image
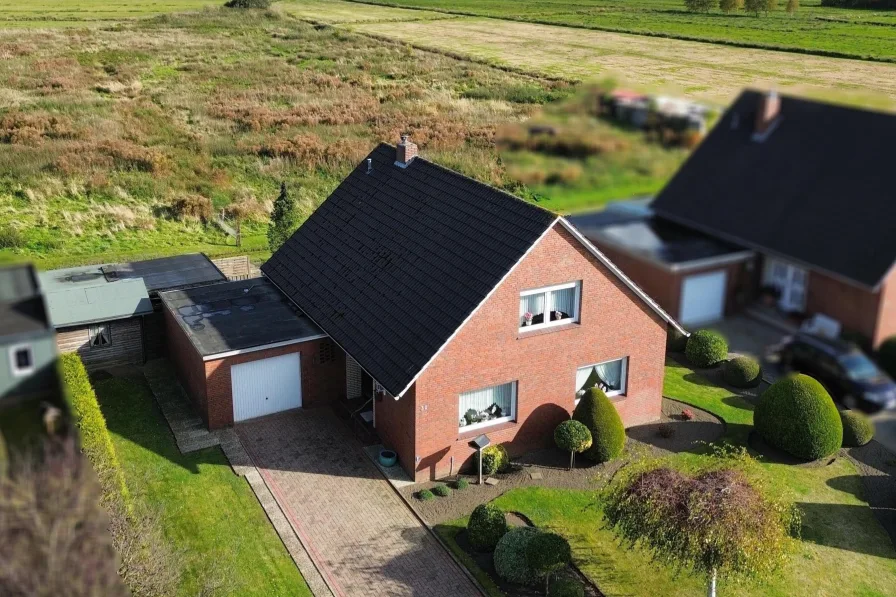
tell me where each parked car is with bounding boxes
[777,332,896,412]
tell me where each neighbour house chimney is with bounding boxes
[753,90,781,141]
[395,134,418,168]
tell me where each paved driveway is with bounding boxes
[236,410,480,597]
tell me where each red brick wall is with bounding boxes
[874,269,896,347]
[410,225,667,481]
[805,270,881,345]
[374,385,417,475]
[163,305,209,421]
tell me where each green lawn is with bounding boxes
[93,376,310,597]
[437,360,896,596]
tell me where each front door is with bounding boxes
[765,258,808,313]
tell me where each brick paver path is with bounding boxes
[236,410,480,597]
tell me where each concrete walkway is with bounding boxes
[236,410,481,597]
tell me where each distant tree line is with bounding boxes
[821,0,895,6]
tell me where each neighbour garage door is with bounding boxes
[680,270,727,326]
[231,353,302,422]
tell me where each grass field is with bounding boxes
[345,0,896,63]
[0,0,217,26]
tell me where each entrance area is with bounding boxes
[764,257,808,313]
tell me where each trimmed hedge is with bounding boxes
[572,387,625,463]
[494,526,543,586]
[878,336,896,380]
[467,503,508,551]
[840,410,874,447]
[60,353,131,511]
[476,444,509,475]
[685,329,728,368]
[754,374,843,460]
[722,356,762,388]
[666,326,689,353]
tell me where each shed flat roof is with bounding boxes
[103,253,225,293]
[38,265,153,328]
[160,279,324,358]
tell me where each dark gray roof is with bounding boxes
[262,143,557,396]
[0,265,50,337]
[104,253,225,293]
[160,279,324,358]
[651,89,896,288]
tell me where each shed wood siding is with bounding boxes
[412,225,667,482]
[163,305,209,422]
[55,318,144,371]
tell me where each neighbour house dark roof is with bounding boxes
[651,89,896,288]
[160,279,324,358]
[262,143,559,397]
[103,253,225,293]
[0,265,51,338]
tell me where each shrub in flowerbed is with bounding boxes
[554,419,592,470]
[754,374,843,460]
[432,483,451,497]
[526,532,572,594]
[840,410,874,447]
[722,356,763,388]
[455,478,470,490]
[418,489,434,501]
[572,387,625,463]
[878,336,896,379]
[680,408,695,421]
[467,503,508,551]
[476,444,510,475]
[685,329,728,368]
[494,526,543,586]
[657,423,676,439]
[666,326,689,353]
[547,572,585,597]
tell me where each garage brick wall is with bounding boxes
[164,305,210,422]
[409,225,667,482]
[803,268,883,347]
[374,384,417,477]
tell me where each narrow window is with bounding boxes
[89,324,111,348]
[576,357,628,400]
[458,381,517,431]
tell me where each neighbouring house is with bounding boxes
[38,254,226,371]
[578,89,896,347]
[243,137,683,481]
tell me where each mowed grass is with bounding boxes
[0,0,217,26]
[94,375,310,597]
[345,0,896,62]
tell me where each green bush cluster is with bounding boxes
[467,503,508,551]
[840,410,874,447]
[477,444,509,475]
[877,336,896,380]
[432,483,451,497]
[548,573,585,597]
[60,353,131,511]
[572,387,625,463]
[754,374,843,460]
[666,326,689,353]
[418,489,434,501]
[494,526,543,586]
[685,329,728,368]
[455,477,470,490]
[722,356,762,388]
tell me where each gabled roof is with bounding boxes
[38,265,153,328]
[651,89,896,289]
[264,144,683,397]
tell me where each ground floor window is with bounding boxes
[576,357,628,399]
[89,324,111,348]
[458,381,517,431]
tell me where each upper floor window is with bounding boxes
[576,357,628,399]
[519,282,581,331]
[458,381,517,431]
[9,344,34,377]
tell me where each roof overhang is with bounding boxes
[201,333,329,361]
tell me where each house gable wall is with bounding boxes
[412,225,666,482]
[805,270,881,345]
[874,268,896,347]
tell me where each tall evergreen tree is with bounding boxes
[268,181,298,252]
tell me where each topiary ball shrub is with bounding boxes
[494,526,543,586]
[455,477,470,490]
[840,410,874,447]
[666,326,689,353]
[878,336,896,379]
[418,489,434,501]
[685,329,728,368]
[476,444,510,475]
[554,420,592,469]
[722,356,763,388]
[224,0,271,8]
[572,387,625,463]
[432,483,451,497]
[547,573,585,597]
[754,374,843,460]
[526,532,572,590]
[467,503,508,551]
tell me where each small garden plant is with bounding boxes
[572,387,625,462]
[554,419,592,470]
[433,483,451,497]
[840,410,874,447]
[685,329,728,368]
[680,408,695,421]
[467,503,508,551]
[722,356,762,388]
[455,477,470,490]
[657,423,675,439]
[418,489,435,502]
[477,444,510,475]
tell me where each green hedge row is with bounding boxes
[60,354,132,511]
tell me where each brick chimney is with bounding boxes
[395,134,418,168]
[753,90,781,141]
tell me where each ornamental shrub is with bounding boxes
[432,484,451,497]
[754,374,843,460]
[467,503,508,551]
[840,410,874,447]
[554,420,592,469]
[666,326,688,353]
[526,532,572,593]
[476,444,510,475]
[572,387,625,463]
[685,329,728,368]
[455,478,470,490]
[494,526,543,586]
[657,423,676,439]
[722,356,762,388]
[548,573,585,597]
[878,336,896,379]
[418,489,434,501]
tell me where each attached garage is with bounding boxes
[161,279,347,429]
[679,270,727,326]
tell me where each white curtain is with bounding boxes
[459,382,515,427]
[595,359,624,392]
[577,359,626,395]
[549,286,576,316]
[519,293,545,324]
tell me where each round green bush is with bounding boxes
[526,532,572,579]
[666,326,689,353]
[418,489,434,501]
[685,329,728,368]
[455,478,470,490]
[548,574,585,597]
[494,526,543,586]
[476,444,509,475]
[572,387,625,463]
[754,374,843,460]
[467,503,508,551]
[554,420,592,454]
[878,336,896,379]
[840,410,874,447]
[722,356,763,388]
[432,483,451,497]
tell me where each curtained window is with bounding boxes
[575,357,628,400]
[459,381,517,430]
[519,282,581,330]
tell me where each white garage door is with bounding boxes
[680,270,727,326]
[232,353,302,422]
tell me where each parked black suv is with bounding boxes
[778,332,896,412]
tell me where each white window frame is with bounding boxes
[519,281,581,332]
[458,381,518,432]
[575,357,629,403]
[9,343,34,377]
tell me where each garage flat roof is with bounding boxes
[160,279,325,359]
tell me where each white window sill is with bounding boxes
[519,319,578,334]
[458,416,515,433]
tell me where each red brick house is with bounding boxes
[573,90,896,348]
[250,138,684,482]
